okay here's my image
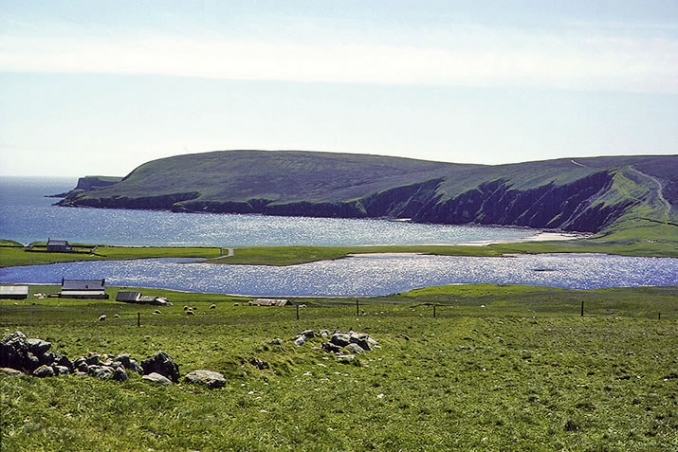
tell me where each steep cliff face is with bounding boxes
[414,172,628,232]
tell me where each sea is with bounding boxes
[1,177,677,296]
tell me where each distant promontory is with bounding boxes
[57,150,677,234]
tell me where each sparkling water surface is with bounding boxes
[0,177,539,247]
[2,254,677,297]
[2,177,676,295]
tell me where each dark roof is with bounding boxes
[61,279,105,291]
[116,291,141,302]
[47,239,70,246]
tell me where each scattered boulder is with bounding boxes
[0,367,23,376]
[294,330,315,347]
[1,331,48,373]
[321,342,342,354]
[112,367,128,382]
[33,365,55,378]
[249,358,270,370]
[329,333,351,348]
[54,365,71,375]
[345,343,365,354]
[114,353,142,374]
[184,370,226,389]
[88,365,114,380]
[55,354,74,373]
[291,329,379,359]
[0,331,186,387]
[99,314,107,321]
[141,351,180,382]
[27,338,52,355]
[142,372,173,385]
[210,304,216,309]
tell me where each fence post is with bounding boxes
[356,299,359,316]
[433,305,436,318]
[137,312,141,327]
[580,301,584,317]
[658,312,661,321]
[296,304,300,321]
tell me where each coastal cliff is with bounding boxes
[57,151,677,234]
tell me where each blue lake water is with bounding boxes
[1,177,677,295]
[2,254,677,297]
[0,177,540,247]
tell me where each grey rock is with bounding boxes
[330,333,351,347]
[321,342,342,354]
[73,358,89,373]
[85,353,100,366]
[300,330,315,339]
[39,351,56,366]
[184,370,226,389]
[27,338,52,355]
[249,358,270,370]
[24,353,40,373]
[55,354,73,373]
[112,367,128,382]
[1,331,32,371]
[114,353,142,374]
[33,365,55,378]
[0,367,23,376]
[52,365,71,375]
[88,365,114,380]
[345,343,365,354]
[142,372,172,385]
[141,351,180,382]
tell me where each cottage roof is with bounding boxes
[116,291,142,302]
[61,279,106,291]
[0,286,29,298]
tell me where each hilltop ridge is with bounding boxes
[57,150,677,235]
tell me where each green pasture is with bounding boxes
[2,284,678,451]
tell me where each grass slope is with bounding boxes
[2,285,678,451]
[59,151,678,235]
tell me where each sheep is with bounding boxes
[98,314,107,321]
[114,314,120,318]
[210,304,216,309]
[183,305,190,311]
[153,310,161,315]
[186,310,195,316]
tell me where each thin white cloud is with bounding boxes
[0,22,677,93]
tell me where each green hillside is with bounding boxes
[58,151,677,239]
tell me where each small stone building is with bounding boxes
[46,239,73,253]
[0,286,29,300]
[249,298,288,307]
[60,278,108,299]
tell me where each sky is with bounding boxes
[0,1,677,177]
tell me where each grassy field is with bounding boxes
[2,284,678,451]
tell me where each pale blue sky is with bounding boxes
[1,1,676,177]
